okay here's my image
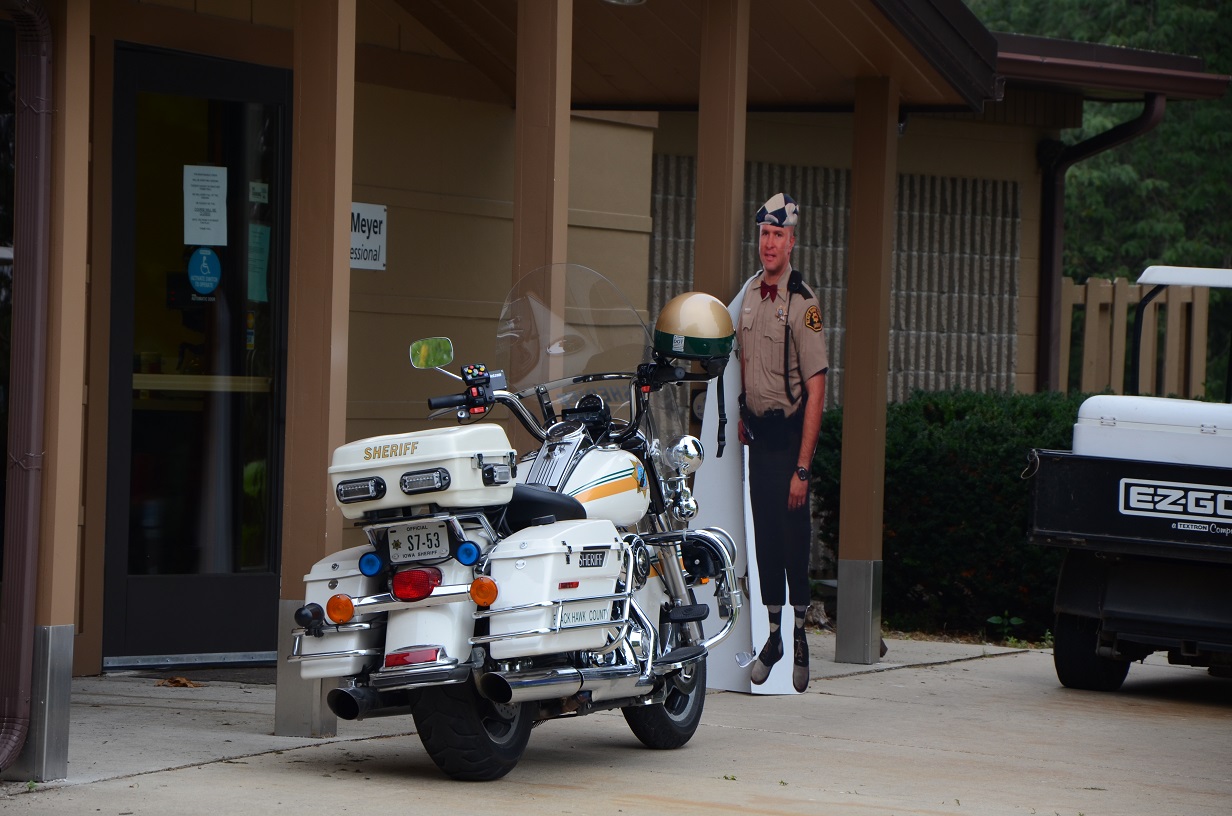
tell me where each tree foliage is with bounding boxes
[966,0,1232,395]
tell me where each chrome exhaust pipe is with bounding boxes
[478,667,583,704]
[478,664,654,705]
[327,686,413,721]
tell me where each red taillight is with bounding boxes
[391,567,442,601]
[384,648,441,668]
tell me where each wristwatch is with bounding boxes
[795,466,809,482]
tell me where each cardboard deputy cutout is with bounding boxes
[692,284,799,695]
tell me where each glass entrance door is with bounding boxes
[104,46,290,664]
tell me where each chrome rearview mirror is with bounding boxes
[410,337,454,370]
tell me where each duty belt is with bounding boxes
[738,393,794,422]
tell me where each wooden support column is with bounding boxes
[275,0,356,738]
[835,76,898,665]
[692,0,749,301]
[512,0,572,277]
[42,0,91,638]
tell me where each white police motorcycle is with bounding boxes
[288,264,742,780]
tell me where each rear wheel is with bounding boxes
[1053,613,1130,692]
[411,679,535,780]
[622,657,707,749]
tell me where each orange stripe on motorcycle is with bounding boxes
[571,475,638,505]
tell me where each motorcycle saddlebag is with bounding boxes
[295,545,382,680]
[485,518,624,660]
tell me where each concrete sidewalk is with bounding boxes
[0,632,1014,788]
[3,632,1230,815]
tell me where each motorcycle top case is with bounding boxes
[329,425,516,519]
[485,518,624,660]
[1074,395,1232,468]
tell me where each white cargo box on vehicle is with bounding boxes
[485,518,625,660]
[296,545,382,679]
[1073,394,1232,468]
[329,425,516,519]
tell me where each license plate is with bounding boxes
[559,604,610,628]
[388,521,449,563]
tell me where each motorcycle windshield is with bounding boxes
[494,264,652,403]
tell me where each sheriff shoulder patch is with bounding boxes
[804,304,823,332]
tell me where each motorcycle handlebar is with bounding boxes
[427,394,468,410]
[430,369,654,447]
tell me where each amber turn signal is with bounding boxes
[469,576,498,607]
[326,593,355,624]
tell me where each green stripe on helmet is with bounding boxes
[654,329,734,360]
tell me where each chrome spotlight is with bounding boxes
[672,491,699,521]
[664,435,704,476]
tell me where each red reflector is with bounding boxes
[385,648,441,667]
[391,567,442,602]
[558,580,580,589]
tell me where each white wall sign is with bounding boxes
[184,165,228,246]
[351,202,387,270]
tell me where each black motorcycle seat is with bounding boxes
[504,483,587,531]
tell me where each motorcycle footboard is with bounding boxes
[652,644,706,675]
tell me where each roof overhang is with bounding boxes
[394,0,1002,112]
[996,32,1230,102]
[377,4,1227,113]
[870,0,1000,111]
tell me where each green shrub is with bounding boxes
[812,389,1086,640]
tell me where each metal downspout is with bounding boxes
[1035,93,1166,392]
[0,0,52,773]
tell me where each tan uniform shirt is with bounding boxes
[738,268,829,418]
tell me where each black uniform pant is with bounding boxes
[745,410,812,608]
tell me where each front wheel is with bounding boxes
[1053,613,1130,692]
[622,657,707,749]
[411,679,535,780]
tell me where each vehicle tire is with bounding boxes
[622,657,707,749]
[411,679,535,781]
[1053,613,1130,692]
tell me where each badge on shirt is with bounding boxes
[804,304,823,332]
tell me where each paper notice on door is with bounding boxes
[184,165,228,246]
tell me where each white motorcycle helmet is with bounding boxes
[652,291,734,363]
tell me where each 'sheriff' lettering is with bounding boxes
[364,441,419,460]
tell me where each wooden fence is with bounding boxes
[1061,277,1209,397]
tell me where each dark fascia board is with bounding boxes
[996,32,1230,102]
[872,0,1003,111]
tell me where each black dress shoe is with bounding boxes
[792,629,809,693]
[749,632,783,685]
